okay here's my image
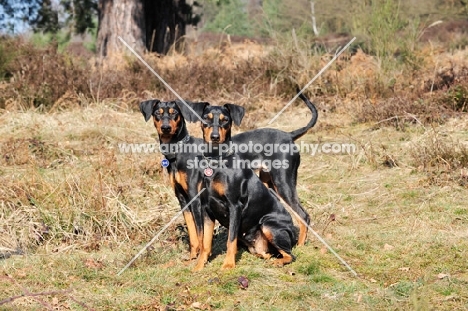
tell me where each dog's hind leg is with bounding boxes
[269,171,310,246]
[273,250,295,267]
[260,222,296,267]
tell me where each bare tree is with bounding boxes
[97,0,199,57]
[145,0,195,54]
[97,0,146,57]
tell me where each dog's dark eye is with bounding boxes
[170,110,178,115]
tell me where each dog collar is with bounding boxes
[201,148,234,161]
[161,134,190,160]
[201,148,234,177]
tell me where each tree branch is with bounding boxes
[310,1,319,36]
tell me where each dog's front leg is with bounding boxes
[182,210,199,260]
[222,199,241,270]
[193,213,215,272]
[175,188,200,260]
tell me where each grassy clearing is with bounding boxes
[1,9,468,308]
[1,104,467,310]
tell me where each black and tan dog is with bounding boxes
[197,149,298,270]
[140,99,207,260]
[184,93,318,247]
[188,100,315,270]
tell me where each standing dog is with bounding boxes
[140,99,207,260]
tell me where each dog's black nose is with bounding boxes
[210,133,220,142]
[161,125,172,133]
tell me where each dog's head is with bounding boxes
[183,102,245,144]
[140,99,196,143]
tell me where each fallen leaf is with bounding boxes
[322,292,337,299]
[15,269,27,278]
[356,294,362,303]
[444,294,459,301]
[398,267,410,272]
[320,247,327,255]
[208,277,220,284]
[238,276,249,289]
[370,278,377,283]
[52,297,59,305]
[191,302,202,309]
[84,258,103,269]
[437,273,449,279]
[383,244,394,250]
[162,260,175,268]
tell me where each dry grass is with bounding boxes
[410,123,468,186]
[0,107,173,254]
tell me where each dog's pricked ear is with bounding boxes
[140,99,159,122]
[224,103,245,126]
[177,100,209,123]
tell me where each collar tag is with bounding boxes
[204,167,213,177]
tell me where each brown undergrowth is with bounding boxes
[1,35,468,125]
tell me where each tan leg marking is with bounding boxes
[193,219,215,272]
[183,211,199,260]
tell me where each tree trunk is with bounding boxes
[97,0,146,57]
[97,0,195,57]
[144,0,188,54]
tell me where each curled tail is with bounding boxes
[288,92,318,141]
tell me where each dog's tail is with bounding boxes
[288,91,318,141]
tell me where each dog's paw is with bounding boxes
[188,251,199,261]
[257,252,272,260]
[272,259,286,267]
[181,252,198,262]
[192,261,205,272]
[221,261,236,270]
